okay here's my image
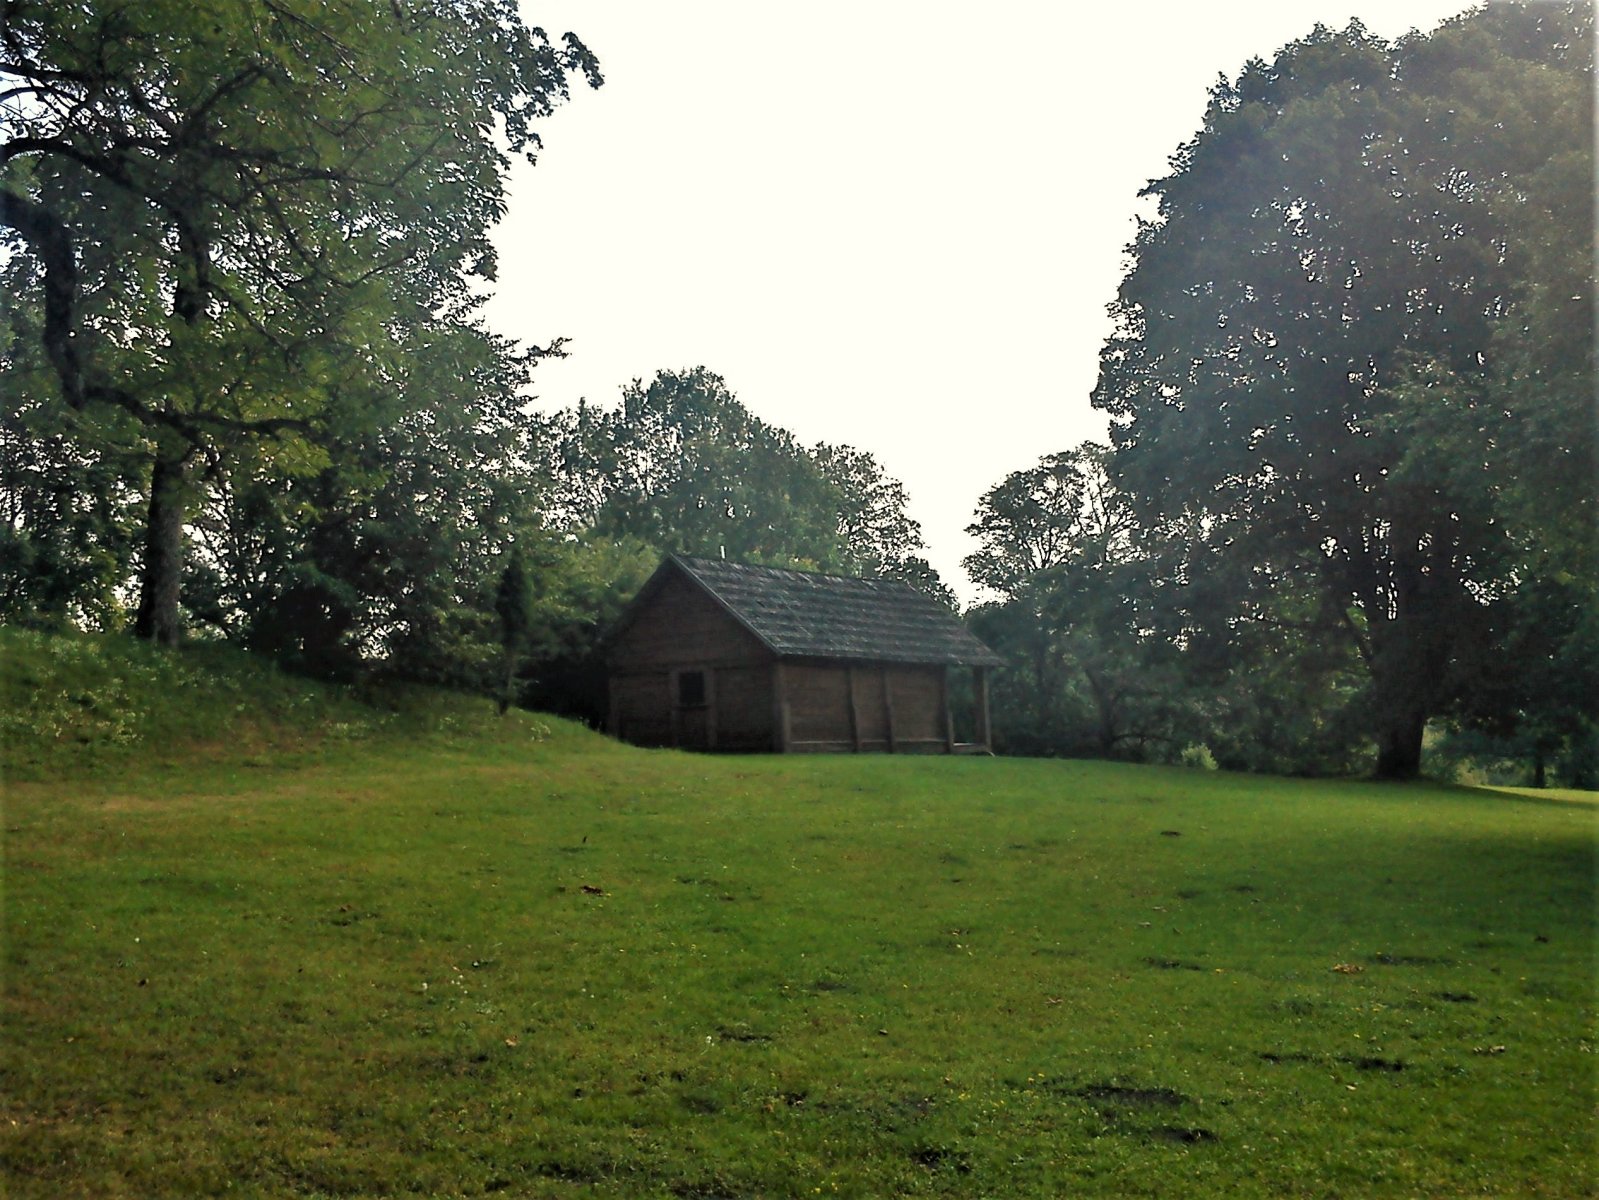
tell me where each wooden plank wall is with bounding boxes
[610,672,673,747]
[784,661,950,753]
[786,663,853,747]
[882,664,947,752]
[715,666,775,750]
[609,572,778,751]
[610,573,768,667]
[851,667,889,750]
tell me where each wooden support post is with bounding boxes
[705,669,718,751]
[846,666,862,752]
[882,666,897,754]
[975,666,992,753]
[941,666,955,753]
[772,661,791,752]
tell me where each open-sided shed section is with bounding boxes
[604,555,1002,754]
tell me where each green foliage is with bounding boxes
[0,626,552,782]
[1,0,600,640]
[811,442,953,605]
[3,637,1592,1196]
[184,323,552,685]
[964,443,1127,597]
[541,368,949,600]
[1089,5,1594,778]
[543,368,844,566]
[0,292,143,627]
[494,549,532,714]
[964,443,1185,760]
[495,550,533,654]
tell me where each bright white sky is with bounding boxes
[486,1,1477,604]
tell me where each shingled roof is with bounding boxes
[617,554,1003,667]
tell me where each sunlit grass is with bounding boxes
[2,631,1593,1197]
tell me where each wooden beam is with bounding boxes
[846,665,862,752]
[883,666,897,754]
[975,666,992,753]
[705,668,718,751]
[772,661,790,753]
[941,666,955,753]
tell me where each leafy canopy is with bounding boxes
[1090,4,1594,777]
[1,0,600,640]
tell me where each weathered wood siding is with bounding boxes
[608,574,777,750]
[607,570,981,754]
[787,663,854,749]
[883,664,948,752]
[608,572,768,666]
[611,671,673,747]
[714,666,775,750]
[781,660,948,752]
[851,667,889,751]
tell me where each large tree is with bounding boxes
[1,0,600,643]
[185,323,546,682]
[542,367,949,598]
[1092,5,1593,778]
[965,442,1170,758]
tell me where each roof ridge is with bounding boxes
[671,552,918,592]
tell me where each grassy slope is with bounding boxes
[2,630,1594,1198]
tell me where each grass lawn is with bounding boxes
[3,632,1595,1197]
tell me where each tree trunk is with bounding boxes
[1367,568,1451,781]
[499,652,517,716]
[133,447,188,646]
[1084,665,1118,756]
[1374,707,1425,781]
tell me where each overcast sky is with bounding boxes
[486,0,1478,603]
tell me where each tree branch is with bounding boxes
[0,184,86,408]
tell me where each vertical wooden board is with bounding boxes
[851,667,888,743]
[941,666,955,752]
[846,666,861,751]
[773,661,790,752]
[975,666,992,751]
[883,665,897,752]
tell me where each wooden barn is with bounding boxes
[604,554,1002,754]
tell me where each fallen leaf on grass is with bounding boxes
[1330,963,1364,974]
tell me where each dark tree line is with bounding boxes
[970,4,1595,784]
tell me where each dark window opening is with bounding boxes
[677,669,707,708]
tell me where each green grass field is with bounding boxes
[3,631,1595,1197]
